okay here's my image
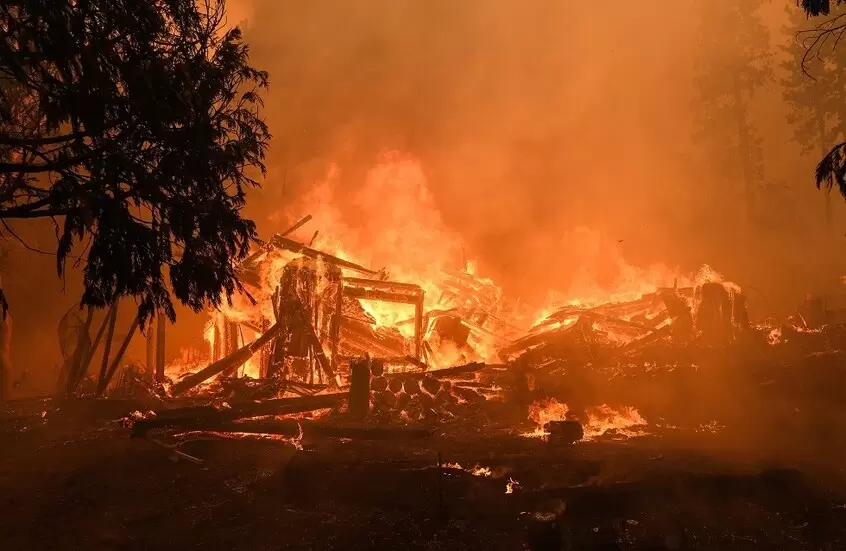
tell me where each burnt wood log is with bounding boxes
[383,361,485,381]
[451,386,486,404]
[269,234,379,276]
[281,214,313,237]
[544,420,584,444]
[348,358,371,419]
[133,418,433,440]
[170,321,285,396]
[130,392,349,435]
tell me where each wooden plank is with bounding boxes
[342,277,423,293]
[343,287,422,305]
[269,234,379,276]
[414,293,425,361]
[329,284,343,377]
[170,321,285,396]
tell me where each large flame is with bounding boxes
[166,151,738,388]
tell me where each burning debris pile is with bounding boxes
[504,274,749,366]
[124,210,764,450]
[69,155,841,451]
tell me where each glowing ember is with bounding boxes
[167,150,739,394]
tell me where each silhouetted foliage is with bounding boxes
[796,0,846,200]
[803,0,846,16]
[0,0,270,326]
[691,0,771,222]
[782,3,846,228]
[783,5,846,155]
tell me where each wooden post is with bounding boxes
[221,320,239,377]
[329,281,343,378]
[146,323,154,376]
[348,357,371,419]
[97,315,140,396]
[212,321,221,362]
[259,318,271,378]
[414,293,425,362]
[96,302,119,391]
[71,306,112,393]
[64,308,94,396]
[155,312,166,383]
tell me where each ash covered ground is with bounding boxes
[4,355,846,551]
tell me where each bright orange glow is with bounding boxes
[165,152,740,391]
[523,399,648,441]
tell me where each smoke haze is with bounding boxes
[234,0,842,310]
[5,0,846,393]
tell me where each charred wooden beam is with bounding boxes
[169,321,285,396]
[134,418,433,441]
[221,320,240,378]
[348,358,371,419]
[343,277,422,293]
[269,235,379,276]
[414,293,424,361]
[281,214,313,237]
[130,392,348,434]
[329,285,343,376]
[342,287,422,304]
[383,361,485,381]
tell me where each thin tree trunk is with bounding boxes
[733,75,756,226]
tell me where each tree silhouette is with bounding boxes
[781,3,846,228]
[691,0,771,224]
[0,0,269,326]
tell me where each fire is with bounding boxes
[165,150,741,395]
[505,477,520,494]
[444,462,493,477]
[532,262,734,329]
[524,398,569,438]
[523,399,648,441]
[582,405,648,440]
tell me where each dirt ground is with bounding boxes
[2,396,846,551]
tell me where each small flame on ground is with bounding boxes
[443,462,493,477]
[522,399,648,441]
[505,477,520,494]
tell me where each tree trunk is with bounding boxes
[733,74,756,226]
